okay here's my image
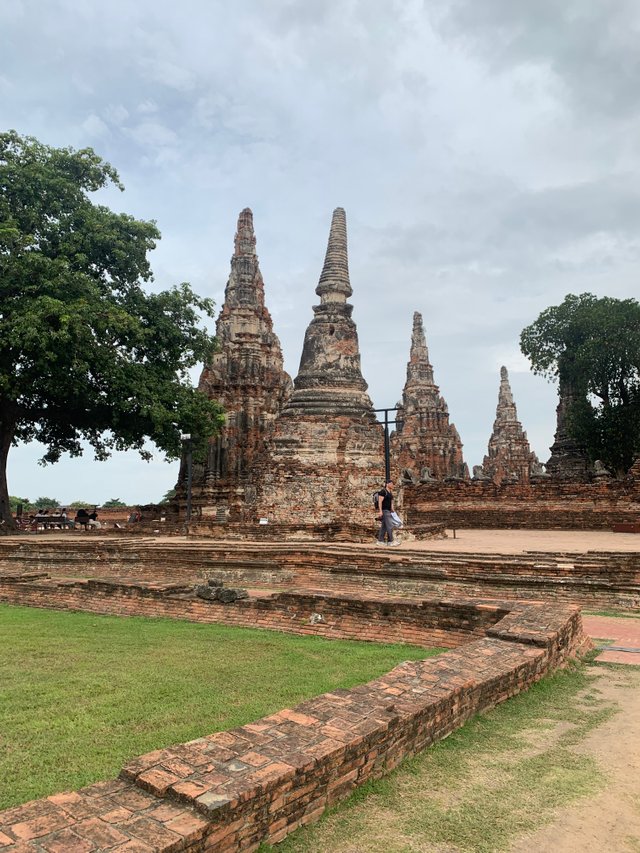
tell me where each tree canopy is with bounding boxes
[102,498,127,508]
[520,292,640,475]
[0,131,224,526]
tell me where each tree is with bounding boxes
[9,495,32,513]
[0,131,224,527]
[520,293,640,476]
[159,488,176,504]
[102,498,127,508]
[33,496,60,510]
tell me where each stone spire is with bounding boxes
[177,208,292,519]
[480,366,539,485]
[315,207,352,302]
[546,377,592,481]
[257,208,384,526]
[393,311,468,482]
[281,208,375,420]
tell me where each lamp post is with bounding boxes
[180,433,193,524]
[373,407,402,482]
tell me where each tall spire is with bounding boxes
[221,208,264,311]
[393,311,467,481]
[495,366,518,424]
[315,207,352,303]
[282,208,374,418]
[480,366,538,484]
[546,377,592,481]
[405,311,435,389]
[185,208,292,518]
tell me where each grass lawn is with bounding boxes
[263,657,623,853]
[0,604,442,810]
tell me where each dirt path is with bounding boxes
[509,665,640,853]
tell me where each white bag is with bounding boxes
[390,511,403,529]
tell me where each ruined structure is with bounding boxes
[178,209,292,520]
[546,378,592,482]
[167,207,639,532]
[478,366,540,485]
[393,312,468,483]
[257,208,384,524]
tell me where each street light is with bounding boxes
[373,407,401,482]
[180,433,193,524]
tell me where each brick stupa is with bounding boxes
[546,378,592,481]
[393,311,468,482]
[178,208,292,520]
[257,208,384,524]
[480,366,539,484]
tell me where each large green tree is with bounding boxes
[0,131,223,527]
[520,292,640,476]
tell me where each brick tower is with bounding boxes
[393,311,468,482]
[257,208,384,524]
[546,378,592,481]
[480,366,539,484]
[178,208,292,519]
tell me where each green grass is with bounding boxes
[0,604,442,810]
[264,659,620,853]
[583,609,640,620]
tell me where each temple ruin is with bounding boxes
[177,208,292,521]
[393,311,468,484]
[172,206,638,529]
[256,207,384,525]
[477,366,540,485]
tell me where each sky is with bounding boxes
[2,0,640,506]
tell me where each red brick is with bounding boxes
[11,811,71,841]
[40,828,96,852]
[74,817,129,848]
[123,816,182,850]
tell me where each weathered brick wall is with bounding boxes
[0,576,508,649]
[404,478,640,529]
[0,539,639,608]
[0,593,589,852]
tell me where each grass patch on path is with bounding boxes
[265,659,616,853]
[0,604,441,810]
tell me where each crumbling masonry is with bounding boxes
[177,208,630,526]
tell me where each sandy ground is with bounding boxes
[11,528,640,554]
[509,664,640,853]
[393,528,640,554]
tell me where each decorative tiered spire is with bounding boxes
[180,208,291,518]
[405,311,435,389]
[393,312,467,481]
[218,208,264,313]
[315,207,352,302]
[480,366,538,484]
[282,208,375,419]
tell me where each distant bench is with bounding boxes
[33,515,75,530]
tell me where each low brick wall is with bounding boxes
[0,582,590,851]
[1,538,638,608]
[0,574,510,649]
[404,478,640,529]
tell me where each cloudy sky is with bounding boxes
[2,0,639,505]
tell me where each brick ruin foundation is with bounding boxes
[0,557,591,851]
[1,537,638,608]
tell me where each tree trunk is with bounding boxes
[0,413,17,529]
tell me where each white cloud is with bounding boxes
[81,113,109,138]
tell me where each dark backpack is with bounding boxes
[372,489,382,509]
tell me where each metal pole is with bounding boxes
[186,439,193,524]
[384,411,390,482]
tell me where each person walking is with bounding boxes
[376,480,400,546]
